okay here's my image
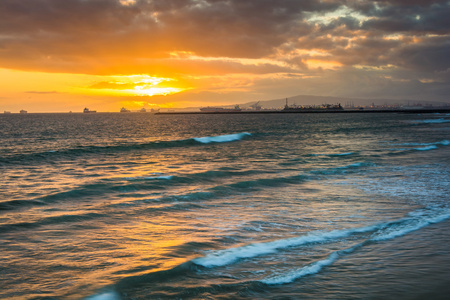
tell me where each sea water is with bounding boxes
[0,112,449,299]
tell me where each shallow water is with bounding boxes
[0,112,449,299]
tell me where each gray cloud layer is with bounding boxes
[0,0,449,100]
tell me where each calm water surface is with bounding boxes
[0,112,449,299]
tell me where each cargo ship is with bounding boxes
[83,107,97,113]
[200,105,241,112]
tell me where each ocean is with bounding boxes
[0,112,449,299]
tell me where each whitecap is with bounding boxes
[418,119,450,124]
[193,223,380,268]
[193,132,251,144]
[85,291,121,300]
[414,145,438,151]
[125,175,173,181]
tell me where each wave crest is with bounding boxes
[193,132,251,144]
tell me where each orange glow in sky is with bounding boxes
[0,0,448,112]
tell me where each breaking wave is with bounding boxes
[0,132,252,165]
[194,132,251,144]
[261,207,450,285]
[192,224,381,268]
[416,118,450,124]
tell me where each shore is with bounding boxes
[156,108,450,115]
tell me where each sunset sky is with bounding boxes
[1,0,449,112]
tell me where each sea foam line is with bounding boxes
[397,140,450,147]
[125,175,173,181]
[261,208,450,285]
[0,132,253,165]
[193,132,251,144]
[192,223,381,268]
[414,145,438,151]
[194,206,450,270]
[85,291,121,300]
[417,118,450,124]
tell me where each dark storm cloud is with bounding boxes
[395,37,450,72]
[359,0,450,34]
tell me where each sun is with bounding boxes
[133,86,182,97]
[87,74,187,97]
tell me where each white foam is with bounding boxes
[262,208,450,285]
[330,152,354,156]
[398,140,449,146]
[193,224,380,268]
[373,209,450,241]
[344,162,364,168]
[193,132,251,144]
[414,145,438,151]
[85,291,121,300]
[126,175,173,181]
[262,251,341,285]
[419,119,450,124]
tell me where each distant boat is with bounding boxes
[83,107,96,113]
[139,107,147,113]
[20,109,27,114]
[4,111,11,114]
[120,107,131,113]
[200,105,241,112]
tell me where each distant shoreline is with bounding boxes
[156,108,450,115]
[2,108,450,115]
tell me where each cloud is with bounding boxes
[0,0,337,74]
[0,0,449,104]
[25,91,60,94]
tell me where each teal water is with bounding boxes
[0,113,449,299]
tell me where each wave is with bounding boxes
[261,243,361,285]
[83,207,450,299]
[309,152,355,157]
[192,223,381,268]
[416,118,450,124]
[0,132,252,165]
[1,162,371,213]
[194,132,251,144]
[192,206,450,272]
[386,139,449,154]
[414,145,438,151]
[125,175,174,181]
[0,199,46,211]
[0,211,105,233]
[397,140,450,147]
[260,207,450,285]
[105,206,450,293]
[309,162,370,176]
[85,291,121,300]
